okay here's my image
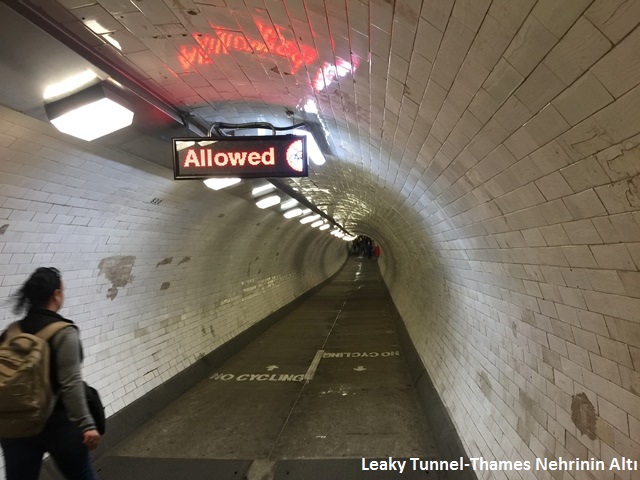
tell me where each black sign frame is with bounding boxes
[173,135,308,180]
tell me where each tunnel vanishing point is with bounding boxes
[0,1,640,479]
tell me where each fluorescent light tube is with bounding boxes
[284,208,303,219]
[203,178,241,190]
[300,214,320,224]
[256,194,280,209]
[281,199,298,210]
[252,184,275,196]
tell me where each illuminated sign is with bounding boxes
[173,135,308,179]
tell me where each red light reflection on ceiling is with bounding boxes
[180,20,316,75]
[179,19,360,93]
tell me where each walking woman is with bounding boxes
[0,267,100,480]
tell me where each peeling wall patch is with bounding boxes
[160,282,170,290]
[0,224,8,235]
[571,392,597,440]
[98,255,136,300]
[156,257,173,267]
[178,256,191,265]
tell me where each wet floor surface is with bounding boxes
[96,258,443,479]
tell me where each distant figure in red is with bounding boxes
[374,243,381,259]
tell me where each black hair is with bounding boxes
[12,267,62,315]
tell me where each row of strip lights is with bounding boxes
[249,183,355,241]
[40,72,352,240]
[206,178,351,239]
[201,123,354,241]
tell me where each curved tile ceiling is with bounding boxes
[17,0,639,241]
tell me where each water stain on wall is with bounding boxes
[516,417,531,446]
[156,257,173,267]
[0,224,8,235]
[160,282,170,290]
[521,309,535,325]
[98,255,136,300]
[571,392,597,440]
[478,371,492,399]
[178,256,191,265]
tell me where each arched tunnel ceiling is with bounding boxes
[4,0,640,241]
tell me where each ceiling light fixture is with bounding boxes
[203,178,241,190]
[281,199,298,210]
[284,208,303,219]
[311,220,324,228]
[45,82,134,141]
[319,224,330,230]
[103,35,122,51]
[252,184,276,196]
[84,19,111,35]
[255,194,281,209]
[300,214,320,224]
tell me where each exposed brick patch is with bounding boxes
[571,393,597,440]
[156,257,173,267]
[98,256,136,300]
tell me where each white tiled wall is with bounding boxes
[376,17,640,480]
[0,106,346,419]
[3,0,640,478]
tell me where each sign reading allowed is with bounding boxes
[173,135,308,179]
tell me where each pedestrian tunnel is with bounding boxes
[74,257,466,480]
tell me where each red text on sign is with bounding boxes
[183,147,275,168]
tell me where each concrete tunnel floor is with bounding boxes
[94,257,445,479]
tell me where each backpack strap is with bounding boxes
[35,322,76,342]
[5,322,22,339]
